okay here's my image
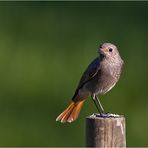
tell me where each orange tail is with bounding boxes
[56,100,84,123]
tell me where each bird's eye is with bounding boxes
[109,48,113,52]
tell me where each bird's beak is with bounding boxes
[99,48,108,54]
[103,48,109,53]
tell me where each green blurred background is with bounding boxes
[0,1,148,146]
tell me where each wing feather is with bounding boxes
[72,57,100,100]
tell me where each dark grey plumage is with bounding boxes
[56,43,124,123]
[72,43,124,102]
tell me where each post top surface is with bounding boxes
[86,113,125,120]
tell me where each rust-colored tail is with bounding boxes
[56,100,84,123]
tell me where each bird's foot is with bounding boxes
[93,112,120,118]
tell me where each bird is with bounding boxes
[56,43,124,123]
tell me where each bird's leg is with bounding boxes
[91,94,103,116]
[95,95,104,114]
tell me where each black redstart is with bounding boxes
[56,43,124,123]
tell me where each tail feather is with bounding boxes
[67,101,83,122]
[56,102,74,122]
[56,100,84,123]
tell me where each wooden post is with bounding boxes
[86,114,126,147]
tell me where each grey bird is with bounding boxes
[56,43,124,123]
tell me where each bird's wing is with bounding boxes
[72,57,100,99]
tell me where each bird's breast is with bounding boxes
[94,62,122,95]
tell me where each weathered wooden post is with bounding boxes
[86,114,126,147]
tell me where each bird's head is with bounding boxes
[98,43,120,59]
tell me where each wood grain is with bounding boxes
[86,115,126,147]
